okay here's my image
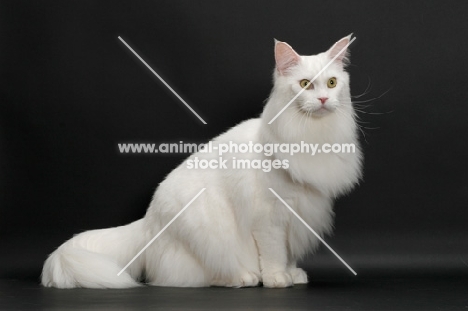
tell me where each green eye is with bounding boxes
[299,79,313,89]
[327,77,337,88]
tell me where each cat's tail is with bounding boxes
[41,219,147,289]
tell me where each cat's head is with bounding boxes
[273,35,353,118]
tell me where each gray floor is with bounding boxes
[1,233,467,310]
[2,276,468,310]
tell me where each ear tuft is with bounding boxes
[327,34,354,66]
[275,41,301,75]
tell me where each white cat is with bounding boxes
[41,35,362,289]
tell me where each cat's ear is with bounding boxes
[327,34,353,66]
[275,40,301,75]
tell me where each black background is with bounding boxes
[1,1,467,310]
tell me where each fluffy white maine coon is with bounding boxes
[42,35,362,289]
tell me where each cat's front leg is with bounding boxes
[253,227,293,288]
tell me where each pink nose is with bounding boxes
[318,97,328,104]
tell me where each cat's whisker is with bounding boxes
[354,109,393,115]
[335,107,368,143]
[345,110,370,125]
[335,107,358,124]
[352,104,372,110]
[351,87,392,104]
[282,106,303,133]
[353,116,372,125]
[348,110,380,129]
[306,109,314,132]
[298,107,309,133]
[344,87,393,117]
[351,75,372,99]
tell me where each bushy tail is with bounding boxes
[41,219,147,289]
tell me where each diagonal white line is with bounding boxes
[117,188,206,276]
[118,36,207,125]
[268,188,357,275]
[268,37,356,124]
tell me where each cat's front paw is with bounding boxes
[262,271,293,288]
[218,271,260,288]
[239,271,260,287]
[289,268,308,284]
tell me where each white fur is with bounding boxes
[41,35,362,289]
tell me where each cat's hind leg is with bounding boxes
[144,238,209,287]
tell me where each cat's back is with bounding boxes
[213,118,262,143]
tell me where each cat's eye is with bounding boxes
[327,77,337,88]
[299,79,313,89]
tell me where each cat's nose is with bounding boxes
[318,97,328,104]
